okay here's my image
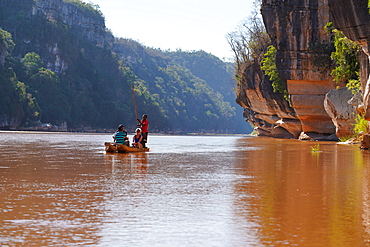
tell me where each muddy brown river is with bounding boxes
[1,131,370,246]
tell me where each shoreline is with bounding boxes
[0,129,250,136]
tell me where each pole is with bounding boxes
[131,83,139,122]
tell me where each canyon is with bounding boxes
[237,0,370,141]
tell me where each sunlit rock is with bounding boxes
[236,62,300,138]
[324,88,356,139]
[261,0,339,139]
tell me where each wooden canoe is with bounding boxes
[105,142,150,153]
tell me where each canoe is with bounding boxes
[105,142,150,153]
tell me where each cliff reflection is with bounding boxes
[233,137,370,246]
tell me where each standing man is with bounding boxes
[137,114,149,148]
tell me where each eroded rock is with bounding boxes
[260,0,339,138]
[324,88,356,138]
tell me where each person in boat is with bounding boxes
[137,114,149,148]
[113,124,129,146]
[132,128,143,149]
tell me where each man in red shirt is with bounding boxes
[137,114,149,148]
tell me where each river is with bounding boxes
[1,131,370,246]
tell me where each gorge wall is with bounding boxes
[327,0,370,118]
[16,0,113,74]
[239,0,361,140]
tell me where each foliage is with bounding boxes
[227,3,270,66]
[353,114,368,134]
[261,45,289,101]
[63,0,103,19]
[330,29,360,85]
[310,143,320,152]
[324,22,361,94]
[347,77,361,94]
[0,29,40,125]
[0,29,15,55]
[112,38,240,132]
[338,135,354,142]
[0,1,244,133]
[0,1,133,129]
[227,1,289,108]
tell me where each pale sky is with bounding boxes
[90,0,255,60]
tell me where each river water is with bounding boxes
[1,131,370,246]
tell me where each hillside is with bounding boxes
[0,0,251,133]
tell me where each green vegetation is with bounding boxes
[354,114,368,135]
[322,22,361,94]
[261,45,289,101]
[63,0,103,18]
[227,2,289,105]
[309,22,361,95]
[112,39,241,132]
[0,29,40,126]
[330,29,360,85]
[311,143,320,153]
[0,0,247,133]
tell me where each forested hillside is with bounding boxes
[0,0,251,133]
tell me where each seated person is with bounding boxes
[132,128,143,149]
[113,124,129,146]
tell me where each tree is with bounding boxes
[226,0,270,67]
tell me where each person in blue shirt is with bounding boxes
[132,128,143,149]
[113,124,129,146]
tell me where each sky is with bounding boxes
[90,0,256,60]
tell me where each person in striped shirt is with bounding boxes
[113,124,129,146]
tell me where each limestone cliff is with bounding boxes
[32,0,112,46]
[261,0,339,139]
[327,0,370,118]
[237,0,340,139]
[25,0,113,74]
[236,61,300,138]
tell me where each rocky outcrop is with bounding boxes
[327,0,370,118]
[260,0,339,139]
[324,88,356,139]
[32,0,112,46]
[236,62,300,138]
[29,0,114,74]
[327,0,370,147]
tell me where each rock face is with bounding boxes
[236,62,300,138]
[324,88,356,139]
[27,0,113,74]
[0,46,5,66]
[327,0,370,119]
[32,0,111,46]
[260,0,339,138]
[327,0,370,147]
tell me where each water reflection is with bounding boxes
[2,132,370,246]
[105,152,148,178]
[233,137,370,246]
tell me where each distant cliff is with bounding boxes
[0,0,243,133]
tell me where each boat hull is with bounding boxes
[105,142,149,153]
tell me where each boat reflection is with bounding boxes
[105,152,148,178]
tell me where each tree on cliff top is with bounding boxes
[227,1,270,67]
